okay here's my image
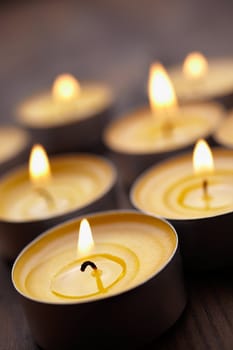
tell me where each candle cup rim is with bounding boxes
[130,147,233,220]
[0,152,118,224]
[213,113,233,149]
[103,102,225,155]
[11,209,179,305]
[15,81,115,128]
[0,126,31,162]
[168,56,233,99]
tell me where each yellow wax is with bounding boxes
[131,149,233,219]
[12,211,177,303]
[51,253,127,298]
[103,103,223,154]
[16,83,113,127]
[168,58,233,102]
[0,127,29,163]
[0,154,116,221]
[213,113,233,148]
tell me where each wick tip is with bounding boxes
[80,260,97,272]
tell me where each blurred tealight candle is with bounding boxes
[168,52,233,108]
[0,126,31,175]
[0,144,117,261]
[103,62,224,187]
[213,110,233,149]
[15,74,114,153]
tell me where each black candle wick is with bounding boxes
[80,260,97,272]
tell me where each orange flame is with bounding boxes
[183,52,208,79]
[29,144,51,186]
[148,62,177,113]
[193,139,214,176]
[77,219,94,256]
[52,74,80,101]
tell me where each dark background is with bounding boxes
[0,0,233,349]
[1,0,233,122]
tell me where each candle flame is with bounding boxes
[148,62,177,113]
[29,144,51,186]
[193,139,214,176]
[183,52,208,79]
[52,74,80,102]
[77,219,94,256]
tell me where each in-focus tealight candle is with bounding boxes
[12,210,186,349]
[15,74,114,153]
[0,145,117,261]
[130,141,233,270]
[103,62,224,187]
[168,52,233,108]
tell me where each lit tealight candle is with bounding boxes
[0,146,117,261]
[103,62,224,187]
[168,52,233,108]
[130,142,233,270]
[15,74,114,153]
[12,211,186,349]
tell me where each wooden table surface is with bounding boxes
[0,1,233,349]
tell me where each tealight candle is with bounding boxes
[213,111,233,148]
[130,140,233,270]
[15,74,114,153]
[0,126,31,175]
[168,52,233,108]
[0,145,117,261]
[103,62,224,188]
[12,210,186,349]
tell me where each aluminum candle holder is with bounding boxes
[170,212,233,270]
[15,80,114,154]
[103,102,224,189]
[12,210,187,350]
[0,153,118,261]
[168,55,233,109]
[130,148,233,270]
[19,105,113,154]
